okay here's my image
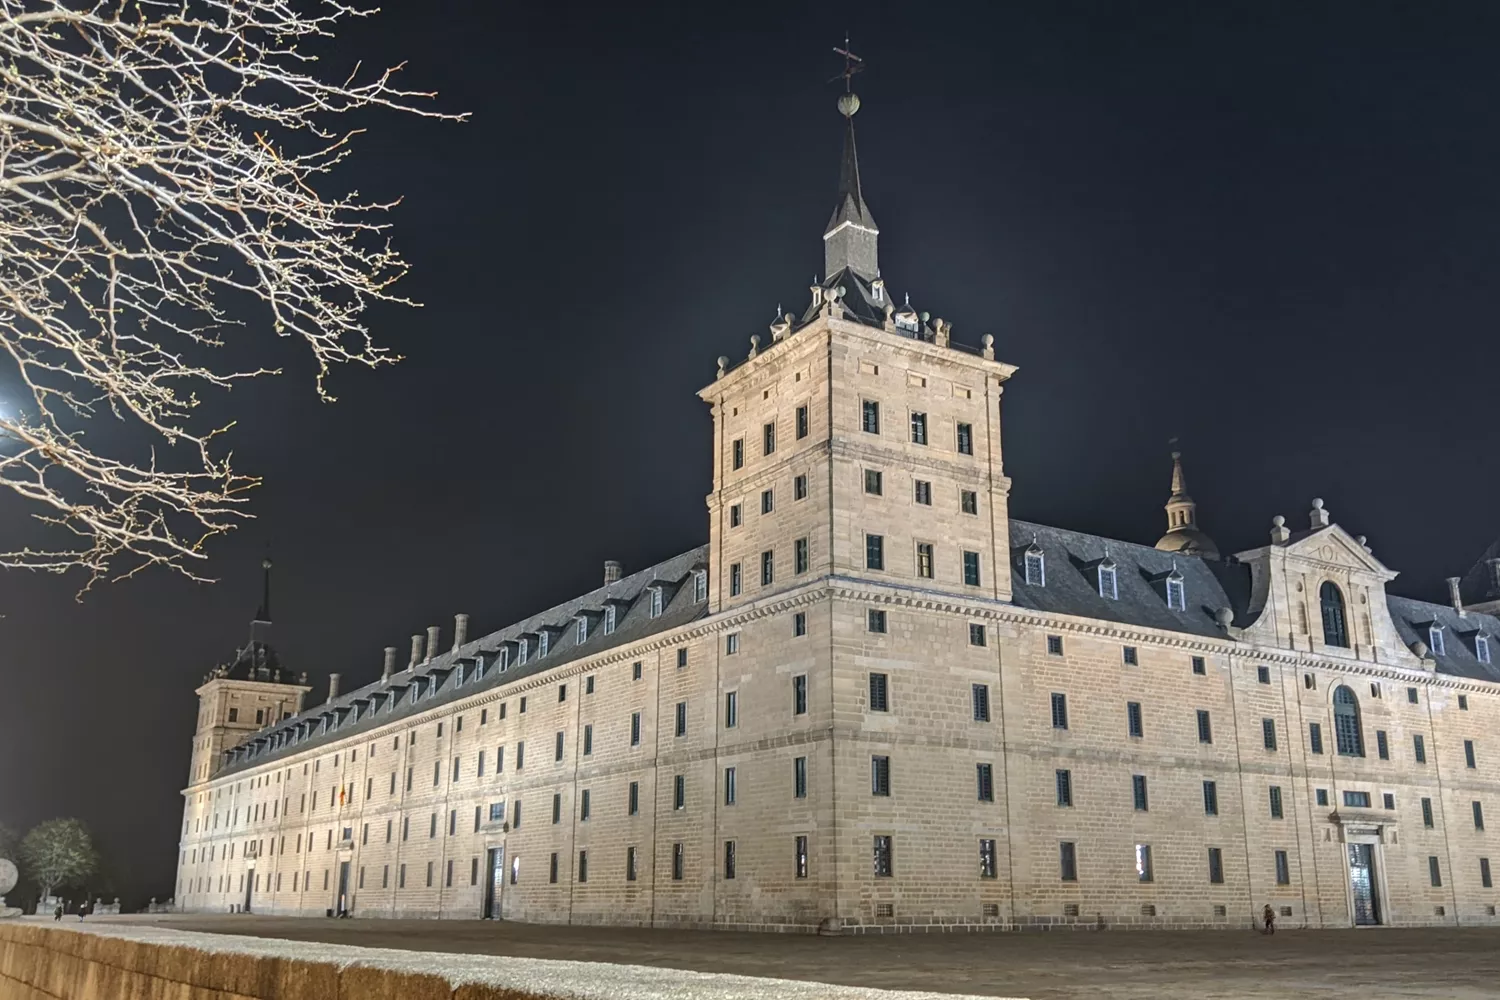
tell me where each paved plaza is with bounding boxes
[97,915,1500,999]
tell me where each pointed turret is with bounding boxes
[1154,449,1220,559]
[823,91,879,280]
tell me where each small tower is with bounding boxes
[1154,448,1220,559]
[186,558,310,785]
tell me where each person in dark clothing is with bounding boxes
[52,903,62,922]
[1262,904,1276,934]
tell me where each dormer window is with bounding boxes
[604,605,617,634]
[538,631,550,657]
[650,587,663,618]
[1319,581,1349,648]
[872,279,885,302]
[694,570,707,602]
[518,637,530,665]
[576,617,589,645]
[1429,625,1445,656]
[1166,570,1185,612]
[498,646,510,670]
[1098,558,1118,601]
[1023,545,1045,587]
[1479,634,1492,665]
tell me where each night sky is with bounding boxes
[5,1,1500,905]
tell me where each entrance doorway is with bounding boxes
[1348,843,1381,926]
[336,861,351,916]
[484,847,505,919]
[243,870,253,913]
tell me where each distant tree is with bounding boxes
[0,1,463,591]
[20,819,98,900]
[0,823,17,860]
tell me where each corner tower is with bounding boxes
[701,66,1018,614]
[186,558,310,785]
[1154,448,1219,559]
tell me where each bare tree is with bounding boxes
[0,1,461,590]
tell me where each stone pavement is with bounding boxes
[99,915,1500,999]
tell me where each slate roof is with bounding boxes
[826,117,876,237]
[1008,519,1251,638]
[1386,596,1500,683]
[218,546,709,776]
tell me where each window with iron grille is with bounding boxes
[1429,856,1442,887]
[1056,769,1072,807]
[1047,634,1063,656]
[675,702,686,737]
[1192,656,1206,675]
[794,757,807,799]
[1275,850,1290,885]
[793,675,808,715]
[914,480,932,505]
[795,836,809,879]
[1309,722,1324,755]
[1051,692,1068,730]
[1262,718,1276,751]
[972,683,991,722]
[1203,780,1218,816]
[1198,709,1214,744]
[871,755,891,796]
[976,763,994,802]
[979,839,997,879]
[873,836,894,877]
[1269,785,1284,819]
[1127,701,1144,738]
[1208,847,1224,884]
[1132,774,1149,811]
[1422,797,1434,827]
[628,781,639,816]
[1333,686,1364,757]
[1414,733,1427,763]
[1123,646,1138,666]
[869,673,889,712]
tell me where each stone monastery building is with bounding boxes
[177,85,1500,934]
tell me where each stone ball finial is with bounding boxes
[1356,535,1367,546]
[0,859,17,897]
[716,355,729,378]
[1412,639,1430,659]
[1215,607,1234,628]
[920,311,931,322]
[981,333,994,348]
[1272,515,1285,528]
[835,285,847,299]
[1311,498,1324,510]
[838,92,861,118]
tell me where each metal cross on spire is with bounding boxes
[831,35,863,92]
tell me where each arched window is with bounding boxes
[1320,582,1349,648]
[1333,685,1364,757]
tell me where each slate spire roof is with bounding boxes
[823,95,879,280]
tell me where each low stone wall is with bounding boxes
[0,919,1009,1000]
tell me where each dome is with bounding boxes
[1155,525,1220,560]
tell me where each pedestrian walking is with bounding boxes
[1262,904,1275,935]
[52,903,62,922]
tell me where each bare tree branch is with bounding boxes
[0,0,463,592]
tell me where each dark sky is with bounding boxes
[5,1,1500,904]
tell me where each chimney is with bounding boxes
[604,560,623,585]
[1448,577,1466,617]
[453,614,470,652]
[1309,498,1330,529]
[409,633,424,668]
[381,646,398,682]
[426,625,441,662]
[327,673,341,701]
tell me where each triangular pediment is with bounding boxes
[1282,525,1398,581]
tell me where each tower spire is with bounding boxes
[824,39,879,281]
[255,554,272,624]
[1154,443,1220,559]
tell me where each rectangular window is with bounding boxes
[795,836,809,879]
[1123,646,1139,666]
[969,623,987,647]
[1269,785,1284,819]
[1200,709,1217,744]
[1476,801,1486,830]
[730,563,741,596]
[724,691,738,729]
[862,400,880,434]
[916,542,934,579]
[1422,797,1435,828]
[1408,686,1419,704]
[794,474,808,500]
[1383,792,1395,810]
[864,468,883,495]
[726,633,739,655]
[1375,729,1389,760]
[625,846,638,882]
[674,774,685,810]
[578,850,588,884]
[1466,739,1477,769]
[724,841,736,880]
[1484,858,1494,889]
[1309,722,1324,755]
[1135,843,1153,882]
[871,755,891,796]
[672,843,684,881]
[962,550,981,587]
[675,701,686,737]
[866,533,885,570]
[760,550,774,586]
[1132,774,1149,811]
[1059,841,1078,881]
[1430,856,1443,887]
[1047,634,1064,656]
[972,683,991,722]
[1128,702,1144,738]
[583,725,593,756]
[512,799,521,828]
[1343,790,1371,808]
[1275,850,1291,885]
[548,853,558,884]
[577,789,590,821]
[1461,694,1470,710]
[1254,717,1274,750]
[1056,769,1073,807]
[957,422,973,455]
[960,490,978,515]
[1257,665,1271,684]
[1192,656,1206,675]
[1316,788,1329,806]
[793,675,808,715]
[1203,780,1219,816]
[1051,692,1069,730]
[868,608,887,633]
[555,732,564,762]
[914,480,932,505]
[976,763,994,802]
[676,648,687,669]
[763,421,776,456]
[724,767,736,805]
[796,404,809,439]
[873,836,894,877]
[1415,733,1427,764]
[794,756,808,798]
[869,673,889,712]
[794,537,809,574]
[732,438,743,470]
[910,411,927,444]
[794,611,808,637]
[730,504,742,528]
[761,489,774,515]
[979,838,998,879]
[1208,847,1224,884]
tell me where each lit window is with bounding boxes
[1430,625,1446,656]
[1166,573,1185,611]
[1024,546,1045,586]
[916,543,934,579]
[1098,559,1118,600]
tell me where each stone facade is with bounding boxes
[173,90,1500,934]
